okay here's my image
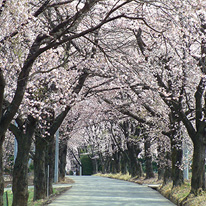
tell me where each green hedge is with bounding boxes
[80,155,93,175]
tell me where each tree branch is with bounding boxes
[69,148,82,166]
[8,123,22,141]
[48,0,73,8]
[49,105,71,136]
[33,0,51,17]
[178,108,196,141]
[154,73,168,91]
[25,115,37,137]
[0,35,43,135]
[49,0,100,35]
[130,84,161,118]
[195,77,206,131]
[103,98,154,126]
[50,70,89,135]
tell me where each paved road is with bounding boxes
[49,176,176,206]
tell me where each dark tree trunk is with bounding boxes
[177,77,206,195]
[33,137,47,201]
[163,150,172,185]
[33,122,55,201]
[171,136,184,187]
[99,153,106,174]
[157,138,166,180]
[116,152,121,173]
[120,121,143,177]
[158,167,164,180]
[189,78,206,194]
[191,137,206,195]
[92,158,98,174]
[12,140,30,206]
[10,116,36,206]
[111,160,116,174]
[0,136,4,206]
[46,135,55,195]
[144,135,154,179]
[128,159,143,177]
[59,143,67,181]
[127,142,143,177]
[169,112,184,187]
[112,151,121,173]
[120,153,127,174]
[105,156,111,173]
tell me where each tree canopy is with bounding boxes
[0,0,206,205]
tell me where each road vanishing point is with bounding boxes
[49,176,176,206]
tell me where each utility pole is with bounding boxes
[14,138,18,162]
[14,121,18,162]
[183,141,189,180]
[54,129,59,183]
[80,164,82,176]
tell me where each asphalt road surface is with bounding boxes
[49,176,176,206]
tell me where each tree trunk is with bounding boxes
[59,143,67,181]
[158,167,164,180]
[163,150,172,185]
[112,151,121,173]
[169,111,184,187]
[127,152,142,177]
[120,153,127,174]
[12,138,31,206]
[99,153,106,174]
[157,142,165,180]
[128,159,143,177]
[10,116,36,206]
[33,137,47,201]
[127,142,143,177]
[191,138,206,195]
[92,158,98,174]
[105,156,111,173]
[0,136,5,206]
[144,136,154,179]
[46,135,55,195]
[111,159,116,174]
[171,136,184,187]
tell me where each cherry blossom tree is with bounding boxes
[1,0,147,205]
[3,0,163,204]
[1,1,206,206]
[145,0,206,195]
[74,0,206,193]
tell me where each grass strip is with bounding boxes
[3,187,71,206]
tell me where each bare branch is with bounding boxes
[48,0,74,8]
[103,98,154,126]
[33,0,51,17]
